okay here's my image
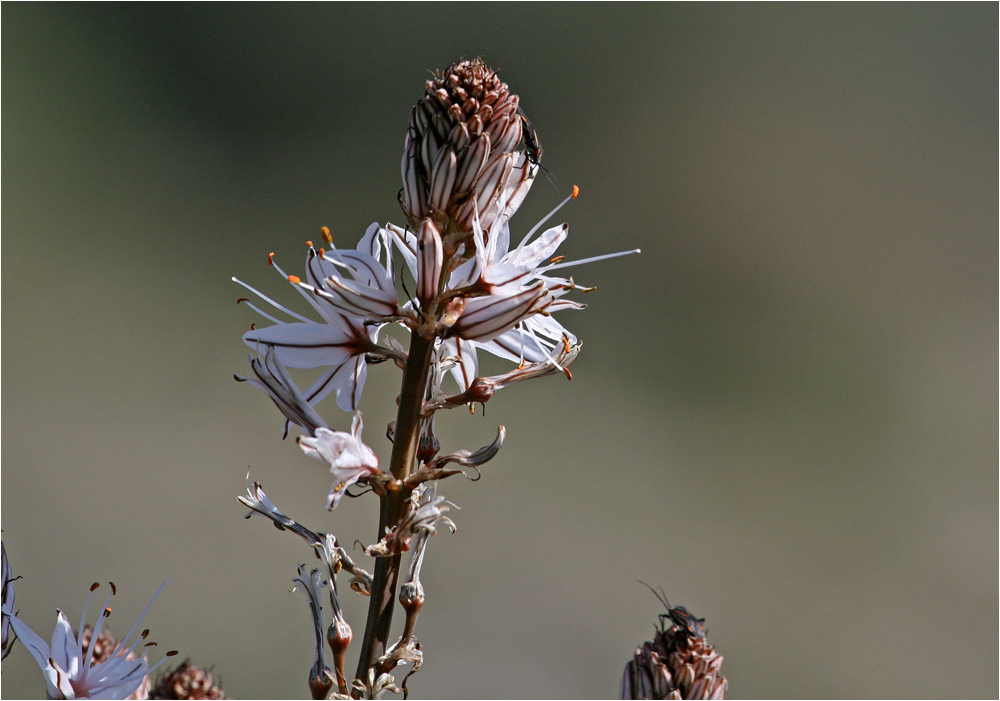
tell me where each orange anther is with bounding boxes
[321,226,333,244]
[103,607,112,617]
[268,252,275,265]
[563,367,573,380]
[305,240,313,247]
[550,255,565,264]
[571,185,579,199]
[562,336,572,353]
[90,583,100,592]
[288,275,301,284]
[319,248,326,258]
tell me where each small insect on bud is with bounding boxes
[621,585,726,700]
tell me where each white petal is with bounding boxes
[5,612,50,671]
[49,611,79,680]
[244,323,355,369]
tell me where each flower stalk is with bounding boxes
[355,329,436,682]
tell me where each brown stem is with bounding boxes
[354,329,435,689]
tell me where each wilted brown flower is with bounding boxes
[150,659,227,700]
[620,616,728,700]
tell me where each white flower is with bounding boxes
[3,581,173,700]
[444,187,639,388]
[297,413,380,509]
[234,224,395,413]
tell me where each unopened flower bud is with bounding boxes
[401,58,534,241]
[416,219,444,307]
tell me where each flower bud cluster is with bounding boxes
[401,58,533,245]
[621,617,728,700]
[150,659,227,700]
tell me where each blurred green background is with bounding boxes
[2,4,996,698]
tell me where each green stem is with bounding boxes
[354,329,435,689]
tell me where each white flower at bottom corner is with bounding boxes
[3,580,174,700]
[298,412,380,509]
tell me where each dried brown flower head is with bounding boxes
[150,659,227,700]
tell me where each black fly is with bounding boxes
[639,581,708,639]
[519,108,543,167]
[518,107,557,188]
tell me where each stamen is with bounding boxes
[321,226,333,245]
[543,248,641,272]
[78,585,100,664]
[288,275,302,284]
[563,367,573,380]
[515,189,579,252]
[549,255,565,264]
[306,240,313,248]
[109,582,117,595]
[236,297,249,304]
[268,252,275,266]
[232,277,313,324]
[84,589,116,674]
[250,323,256,330]
[101,579,169,677]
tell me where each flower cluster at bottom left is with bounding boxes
[0,552,212,701]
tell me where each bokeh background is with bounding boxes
[2,4,996,698]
